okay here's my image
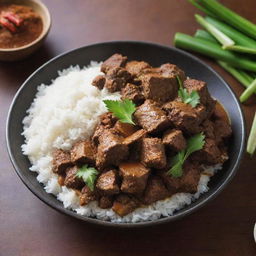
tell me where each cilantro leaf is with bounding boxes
[76,165,99,191]
[103,99,136,125]
[185,133,206,158]
[169,151,185,178]
[167,133,205,178]
[177,76,200,108]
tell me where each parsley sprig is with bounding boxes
[177,76,200,108]
[103,99,136,125]
[76,165,99,191]
[167,133,205,178]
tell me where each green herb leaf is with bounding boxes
[168,151,185,178]
[103,99,136,125]
[168,133,205,178]
[177,76,200,108]
[76,165,99,191]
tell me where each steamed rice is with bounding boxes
[21,62,222,223]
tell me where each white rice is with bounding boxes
[22,62,222,223]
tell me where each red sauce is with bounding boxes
[0,4,43,49]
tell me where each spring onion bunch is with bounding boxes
[174,0,256,155]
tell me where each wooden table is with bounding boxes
[1,0,256,255]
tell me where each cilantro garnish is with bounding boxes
[167,133,205,178]
[177,76,200,108]
[103,99,136,125]
[76,165,99,191]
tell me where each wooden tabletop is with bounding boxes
[1,0,256,255]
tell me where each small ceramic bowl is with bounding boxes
[0,0,51,61]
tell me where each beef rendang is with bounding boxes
[52,54,232,217]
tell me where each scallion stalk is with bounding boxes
[195,14,235,47]
[187,0,215,17]
[195,34,255,89]
[224,45,256,55]
[198,0,256,39]
[239,71,255,85]
[240,79,256,102]
[205,16,256,48]
[217,61,253,88]
[194,29,218,43]
[247,112,256,156]
[174,33,256,72]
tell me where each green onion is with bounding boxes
[194,34,255,88]
[195,14,234,47]
[240,79,256,102]
[198,0,256,39]
[240,71,255,84]
[188,0,215,17]
[174,33,256,72]
[217,61,253,88]
[247,112,256,156]
[194,29,218,43]
[205,16,256,48]
[224,45,256,55]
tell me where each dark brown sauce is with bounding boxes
[0,4,43,49]
[214,101,230,124]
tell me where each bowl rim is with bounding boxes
[6,40,246,228]
[0,0,51,52]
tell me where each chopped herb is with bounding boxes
[167,133,205,178]
[76,165,99,191]
[177,76,200,107]
[103,99,136,125]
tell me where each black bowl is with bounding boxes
[6,41,245,227]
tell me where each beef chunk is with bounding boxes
[92,75,106,90]
[127,141,143,162]
[195,104,208,121]
[184,79,216,116]
[192,138,224,165]
[125,61,151,77]
[162,129,186,152]
[92,125,104,145]
[160,161,202,194]
[113,121,138,137]
[105,67,132,92]
[80,185,97,206]
[96,129,129,169]
[141,138,167,169]
[143,176,169,204]
[99,196,113,209]
[64,166,84,189]
[123,129,147,146]
[200,119,215,139]
[96,169,120,195]
[100,112,118,128]
[184,79,210,105]
[134,100,170,133]
[119,162,150,194]
[160,63,186,81]
[214,119,232,144]
[70,140,96,164]
[52,149,72,174]
[101,54,127,73]
[141,73,178,103]
[121,83,145,104]
[92,112,118,145]
[112,194,139,216]
[163,101,202,134]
